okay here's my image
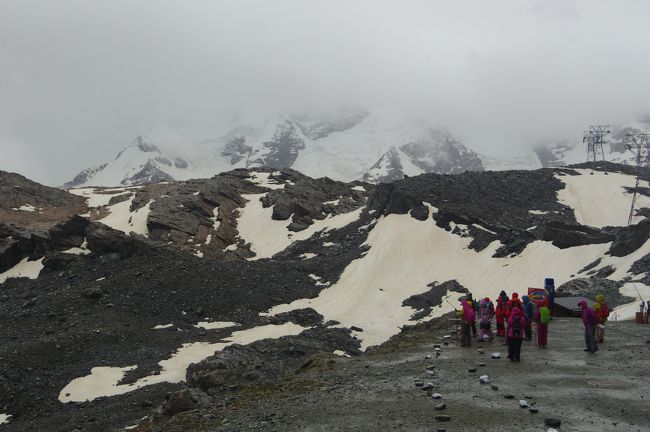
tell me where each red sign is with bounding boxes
[528,287,549,307]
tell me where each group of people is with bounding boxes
[458,291,610,362]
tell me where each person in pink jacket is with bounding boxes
[579,300,598,353]
[507,307,526,362]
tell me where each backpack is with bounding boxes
[511,316,522,337]
[539,307,551,325]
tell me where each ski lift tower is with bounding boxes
[583,125,610,169]
[625,132,650,225]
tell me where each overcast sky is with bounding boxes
[1,0,649,185]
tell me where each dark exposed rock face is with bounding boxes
[403,280,469,320]
[556,278,630,307]
[185,328,360,396]
[62,164,107,189]
[221,136,253,165]
[607,219,650,257]
[123,160,175,186]
[256,121,306,168]
[540,221,614,249]
[1,170,87,229]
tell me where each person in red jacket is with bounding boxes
[495,297,507,337]
[507,307,526,362]
[510,292,523,313]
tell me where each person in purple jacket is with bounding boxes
[579,300,598,353]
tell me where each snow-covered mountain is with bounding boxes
[63,136,191,188]
[65,112,486,187]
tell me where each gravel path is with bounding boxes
[143,317,650,432]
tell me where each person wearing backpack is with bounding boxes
[579,300,598,353]
[507,307,526,362]
[536,305,551,348]
[594,294,609,343]
[522,295,536,341]
[478,298,494,341]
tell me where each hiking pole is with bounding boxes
[445,299,459,311]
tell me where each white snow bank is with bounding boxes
[611,283,650,322]
[0,414,11,425]
[300,253,317,259]
[556,169,648,228]
[528,210,548,215]
[59,323,307,402]
[237,193,362,259]
[333,350,351,357]
[59,365,137,403]
[193,321,238,330]
[100,198,153,236]
[151,324,174,330]
[14,204,37,212]
[69,187,132,208]
[351,185,366,192]
[62,239,90,255]
[0,257,44,283]
[267,206,611,349]
[248,172,286,190]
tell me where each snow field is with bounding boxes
[99,197,153,236]
[58,322,307,402]
[237,193,363,259]
[556,169,649,228]
[0,257,44,283]
[611,283,650,322]
[267,206,614,349]
[193,321,238,330]
[0,414,11,425]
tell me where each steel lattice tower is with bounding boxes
[583,125,610,169]
[625,132,650,225]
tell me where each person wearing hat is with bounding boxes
[579,300,598,354]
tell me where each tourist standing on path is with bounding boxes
[579,300,598,353]
[460,298,475,347]
[594,294,609,343]
[522,295,535,341]
[495,297,507,337]
[507,307,526,362]
[478,298,494,341]
[535,304,550,348]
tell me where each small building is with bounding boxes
[552,296,596,318]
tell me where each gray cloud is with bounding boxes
[1,0,649,184]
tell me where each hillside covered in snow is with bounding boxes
[2,162,650,430]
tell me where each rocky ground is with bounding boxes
[138,316,650,432]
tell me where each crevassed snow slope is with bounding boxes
[556,169,649,228]
[267,205,616,349]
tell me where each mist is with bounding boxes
[1,0,649,185]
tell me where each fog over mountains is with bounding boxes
[63,111,650,188]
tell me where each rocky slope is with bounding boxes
[2,162,650,431]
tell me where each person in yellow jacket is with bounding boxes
[594,294,610,343]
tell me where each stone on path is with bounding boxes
[529,407,539,414]
[519,400,528,408]
[479,375,490,384]
[434,403,446,411]
[504,394,515,399]
[491,352,501,359]
[490,384,499,391]
[435,415,451,422]
[544,418,561,427]
[431,393,443,399]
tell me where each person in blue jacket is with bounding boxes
[522,295,536,341]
